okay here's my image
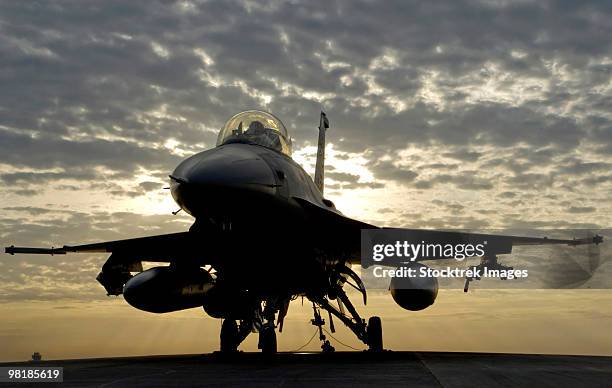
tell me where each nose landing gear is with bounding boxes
[310,303,336,352]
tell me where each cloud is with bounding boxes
[0,129,181,173]
[327,171,360,184]
[443,150,483,162]
[138,181,162,192]
[568,206,596,214]
[1,0,607,214]
[366,160,419,184]
[2,207,53,216]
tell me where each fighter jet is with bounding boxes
[5,110,604,353]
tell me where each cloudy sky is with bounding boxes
[1,0,611,360]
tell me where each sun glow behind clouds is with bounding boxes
[130,189,181,216]
[292,143,382,222]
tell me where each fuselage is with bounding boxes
[168,142,342,298]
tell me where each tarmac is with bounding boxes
[2,351,612,387]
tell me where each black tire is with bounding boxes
[220,319,238,353]
[367,316,383,352]
[259,325,277,354]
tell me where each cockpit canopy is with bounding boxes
[216,110,292,156]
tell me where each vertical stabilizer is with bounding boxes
[314,111,329,194]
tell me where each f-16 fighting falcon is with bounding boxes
[5,110,604,354]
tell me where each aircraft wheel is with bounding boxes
[259,325,277,354]
[220,319,238,352]
[367,316,383,352]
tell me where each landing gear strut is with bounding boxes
[311,303,335,352]
[257,298,282,354]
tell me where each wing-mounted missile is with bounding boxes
[462,233,605,291]
[5,246,67,255]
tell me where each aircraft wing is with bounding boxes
[294,198,603,264]
[6,203,604,263]
[360,228,603,265]
[5,231,208,295]
[5,231,196,262]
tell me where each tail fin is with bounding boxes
[314,111,329,194]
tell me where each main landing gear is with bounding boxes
[366,316,383,352]
[220,319,238,352]
[220,318,278,354]
[220,318,252,353]
[311,298,384,352]
[219,298,282,354]
[311,290,384,351]
[258,324,277,354]
[305,264,385,352]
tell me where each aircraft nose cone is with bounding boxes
[170,144,278,216]
[172,144,276,188]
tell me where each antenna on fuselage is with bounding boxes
[314,111,329,194]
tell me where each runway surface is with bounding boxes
[2,351,612,387]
